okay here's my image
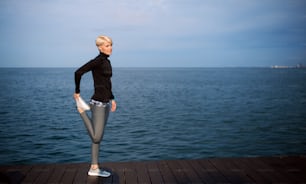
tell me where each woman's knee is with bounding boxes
[92,137,102,144]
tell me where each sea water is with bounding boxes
[0,67,305,165]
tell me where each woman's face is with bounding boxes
[99,42,112,55]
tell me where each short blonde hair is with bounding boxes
[95,35,113,46]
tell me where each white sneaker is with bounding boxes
[75,96,90,111]
[88,168,111,177]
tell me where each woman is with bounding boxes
[74,35,117,177]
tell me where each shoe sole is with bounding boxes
[88,172,111,177]
[76,97,90,111]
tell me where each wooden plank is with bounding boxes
[246,157,282,183]
[282,155,306,171]
[188,159,216,183]
[198,159,229,183]
[61,165,77,184]
[209,157,254,184]
[244,157,290,183]
[0,165,28,184]
[73,163,88,184]
[22,164,48,183]
[166,160,191,184]
[157,160,177,184]
[104,162,125,184]
[177,160,203,183]
[260,156,306,183]
[282,156,306,183]
[121,162,138,184]
[46,163,67,183]
[146,160,164,184]
[134,161,151,184]
[3,164,32,176]
[1,156,306,183]
[231,157,268,183]
[86,175,110,184]
[33,164,55,184]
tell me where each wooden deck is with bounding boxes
[0,155,305,184]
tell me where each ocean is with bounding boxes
[0,67,305,165]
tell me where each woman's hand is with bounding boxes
[111,100,117,112]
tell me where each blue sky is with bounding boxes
[0,0,305,67]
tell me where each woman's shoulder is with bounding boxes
[90,53,106,63]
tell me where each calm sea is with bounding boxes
[0,67,305,165]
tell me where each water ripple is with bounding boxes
[0,68,306,165]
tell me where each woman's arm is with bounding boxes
[74,60,96,93]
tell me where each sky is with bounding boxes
[0,0,306,68]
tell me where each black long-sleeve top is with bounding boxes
[75,52,114,102]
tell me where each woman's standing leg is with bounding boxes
[90,104,110,166]
[79,103,111,177]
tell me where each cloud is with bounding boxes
[0,0,305,67]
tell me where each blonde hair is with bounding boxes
[95,35,113,46]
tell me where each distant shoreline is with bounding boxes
[271,64,306,69]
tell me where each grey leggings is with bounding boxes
[80,103,110,164]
